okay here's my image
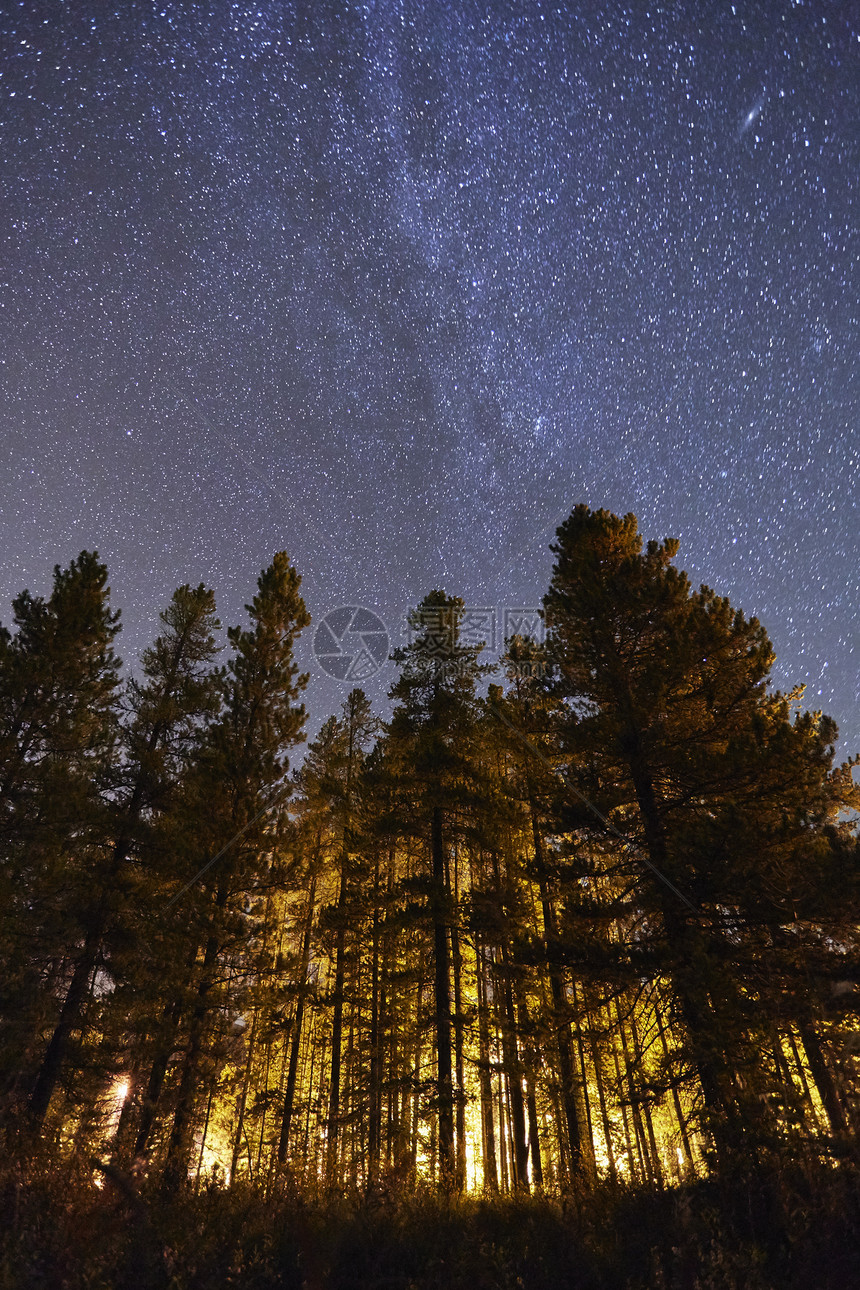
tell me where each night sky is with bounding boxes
[1,1,857,752]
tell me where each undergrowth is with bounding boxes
[2,1151,858,1289]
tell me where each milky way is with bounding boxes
[0,2,857,749]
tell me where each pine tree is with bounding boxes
[0,552,122,1122]
[160,553,309,1193]
[489,639,587,1178]
[543,505,858,1162]
[387,591,490,1188]
[101,585,223,1161]
[27,583,221,1127]
[321,690,377,1180]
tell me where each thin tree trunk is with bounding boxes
[28,916,105,1123]
[799,1021,850,1135]
[786,1026,817,1131]
[431,804,455,1185]
[161,921,222,1195]
[530,804,583,1172]
[494,940,529,1190]
[278,876,317,1163]
[616,999,653,1183]
[569,981,596,1171]
[345,963,359,1188]
[497,1055,509,1192]
[515,987,543,1187]
[610,1020,637,1179]
[326,853,349,1181]
[409,1031,421,1178]
[476,939,499,1192]
[257,1033,273,1177]
[631,1009,661,1183]
[303,1019,321,1172]
[229,1006,259,1184]
[586,1009,617,1179]
[655,994,695,1171]
[450,846,467,1190]
[314,1027,330,1176]
[195,1081,216,1192]
[548,1083,570,1184]
[367,853,382,1188]
[133,997,183,1158]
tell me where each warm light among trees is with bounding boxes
[1,511,858,1199]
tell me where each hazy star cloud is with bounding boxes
[739,91,767,136]
[0,1,857,750]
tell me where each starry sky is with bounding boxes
[1,1,857,751]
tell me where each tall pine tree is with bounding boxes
[0,552,121,1123]
[387,592,490,1188]
[160,553,309,1192]
[544,505,857,1162]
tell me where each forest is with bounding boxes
[2,505,860,1289]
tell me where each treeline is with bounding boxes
[2,506,859,1198]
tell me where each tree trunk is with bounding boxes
[799,1021,850,1135]
[569,981,596,1171]
[586,1002,617,1179]
[616,998,653,1183]
[431,804,455,1185]
[476,939,499,1192]
[530,803,583,1172]
[515,987,543,1187]
[625,741,750,1159]
[497,1054,509,1192]
[367,854,383,1188]
[655,993,695,1171]
[449,846,467,1189]
[230,1005,259,1184]
[161,926,221,1195]
[326,853,349,1181]
[28,917,104,1124]
[279,878,316,1163]
[610,1028,637,1179]
[28,705,182,1126]
[494,941,529,1190]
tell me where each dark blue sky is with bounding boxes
[1,1,857,751]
